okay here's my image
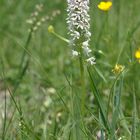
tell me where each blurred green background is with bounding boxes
[0,0,140,139]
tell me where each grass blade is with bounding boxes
[131,85,137,140]
[87,67,110,133]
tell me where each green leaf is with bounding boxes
[87,67,110,133]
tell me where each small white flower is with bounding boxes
[26,19,33,24]
[82,41,89,47]
[47,87,56,94]
[118,136,127,140]
[71,31,80,40]
[86,57,96,65]
[36,21,41,26]
[82,40,92,55]
[82,46,92,56]
[43,96,52,108]
[72,50,79,56]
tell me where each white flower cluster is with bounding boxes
[67,0,95,65]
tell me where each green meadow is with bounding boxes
[0,0,140,139]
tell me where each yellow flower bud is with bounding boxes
[48,25,54,33]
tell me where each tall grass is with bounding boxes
[0,0,140,139]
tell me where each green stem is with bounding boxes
[13,31,32,94]
[52,32,69,43]
[79,46,86,115]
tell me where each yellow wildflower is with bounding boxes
[98,1,112,11]
[135,48,140,63]
[112,64,125,75]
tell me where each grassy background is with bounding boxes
[0,0,140,139]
